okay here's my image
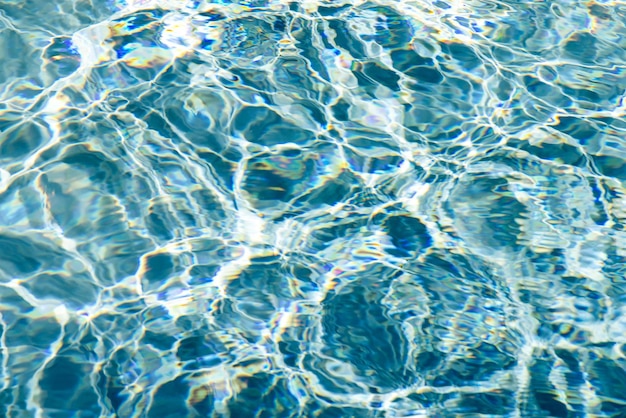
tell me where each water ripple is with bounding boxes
[0,0,625,416]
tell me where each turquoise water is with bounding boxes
[0,0,626,416]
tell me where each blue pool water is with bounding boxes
[0,0,626,416]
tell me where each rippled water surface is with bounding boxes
[1,0,626,416]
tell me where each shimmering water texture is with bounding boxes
[1,0,626,416]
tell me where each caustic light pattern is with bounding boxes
[0,0,626,416]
